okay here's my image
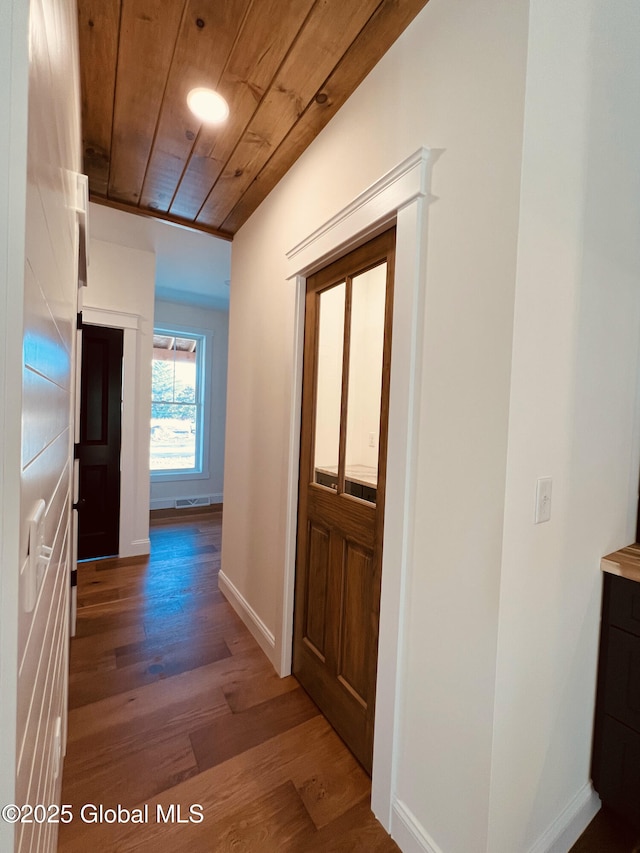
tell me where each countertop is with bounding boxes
[315,464,377,488]
[601,544,640,584]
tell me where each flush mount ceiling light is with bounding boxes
[187,88,229,125]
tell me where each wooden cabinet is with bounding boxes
[314,467,377,503]
[592,571,640,825]
[315,469,338,491]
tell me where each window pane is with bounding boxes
[174,362,196,404]
[152,335,198,405]
[151,357,175,403]
[313,282,346,488]
[151,331,202,474]
[150,402,197,470]
[173,338,197,404]
[153,334,174,350]
[344,262,386,503]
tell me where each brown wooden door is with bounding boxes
[77,323,123,560]
[293,228,395,773]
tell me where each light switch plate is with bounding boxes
[52,716,62,780]
[24,499,46,612]
[535,477,552,524]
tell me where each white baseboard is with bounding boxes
[150,498,176,511]
[390,785,599,853]
[218,570,276,666]
[120,538,151,558]
[391,799,443,853]
[149,493,223,511]
[528,783,600,853]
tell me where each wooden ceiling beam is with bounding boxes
[90,194,233,242]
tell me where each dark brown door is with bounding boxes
[77,324,123,560]
[293,228,395,772]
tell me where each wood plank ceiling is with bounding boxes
[78,0,429,240]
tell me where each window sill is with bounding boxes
[150,469,210,482]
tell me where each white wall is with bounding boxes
[488,1,640,851]
[391,6,527,848]
[84,238,155,557]
[89,202,231,310]
[224,0,640,850]
[1,0,81,851]
[151,299,228,508]
[0,2,29,849]
[86,204,230,518]
[224,1,528,851]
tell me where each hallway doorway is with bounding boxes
[77,323,123,559]
[293,229,396,773]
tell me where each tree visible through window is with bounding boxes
[150,332,203,472]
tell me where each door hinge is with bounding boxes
[74,443,80,459]
[77,311,83,329]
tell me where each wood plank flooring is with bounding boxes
[569,808,640,853]
[58,510,399,853]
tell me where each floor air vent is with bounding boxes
[174,497,211,509]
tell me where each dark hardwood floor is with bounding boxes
[59,507,638,853]
[570,808,640,853]
[58,510,399,853]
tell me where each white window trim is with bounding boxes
[150,323,211,482]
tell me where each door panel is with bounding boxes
[305,522,331,658]
[307,487,374,547]
[293,228,395,772]
[77,324,123,560]
[338,540,372,703]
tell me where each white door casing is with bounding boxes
[281,147,434,829]
[81,307,146,558]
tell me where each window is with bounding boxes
[150,330,205,475]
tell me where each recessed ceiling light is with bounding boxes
[187,88,229,125]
